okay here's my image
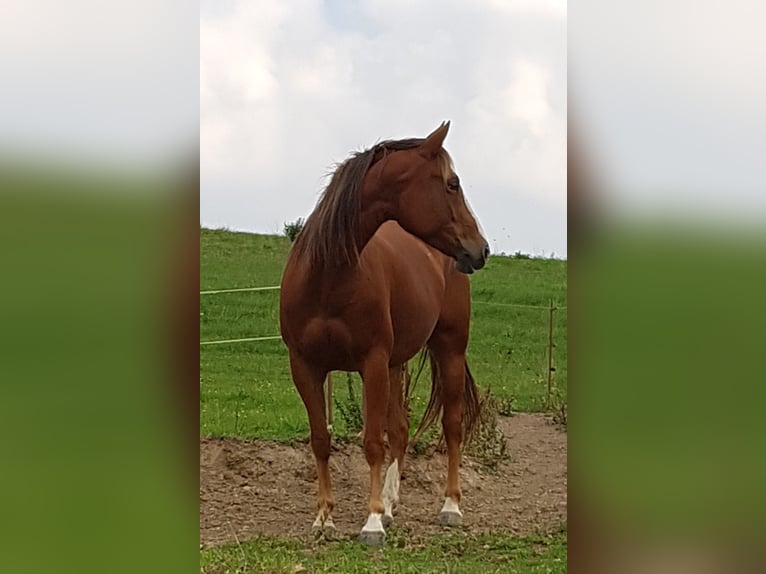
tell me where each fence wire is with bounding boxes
[200,283,564,347]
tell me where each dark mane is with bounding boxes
[292,138,426,268]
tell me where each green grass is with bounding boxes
[200,227,567,441]
[200,529,567,574]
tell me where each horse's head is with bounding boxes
[375,122,489,274]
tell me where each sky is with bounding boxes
[201,0,567,257]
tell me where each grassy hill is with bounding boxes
[200,227,567,440]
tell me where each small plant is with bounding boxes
[496,395,516,417]
[543,388,567,430]
[552,402,567,430]
[335,373,364,437]
[511,250,532,260]
[283,218,305,242]
[404,358,446,455]
[466,388,509,470]
[232,388,249,435]
[409,424,443,456]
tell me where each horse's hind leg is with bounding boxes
[429,337,468,527]
[382,364,408,527]
[358,349,391,546]
[288,352,335,534]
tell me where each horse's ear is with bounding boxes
[420,121,450,158]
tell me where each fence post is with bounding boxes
[547,299,556,409]
[326,372,334,433]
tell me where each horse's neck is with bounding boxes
[295,206,387,287]
[354,201,390,256]
[292,180,394,283]
[353,181,394,256]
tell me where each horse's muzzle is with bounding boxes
[456,242,489,274]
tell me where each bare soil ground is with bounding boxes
[200,413,566,547]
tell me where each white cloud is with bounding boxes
[201,0,567,255]
[508,60,554,138]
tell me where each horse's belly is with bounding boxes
[385,245,447,364]
[388,290,442,365]
[389,323,437,366]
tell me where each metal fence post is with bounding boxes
[547,299,556,409]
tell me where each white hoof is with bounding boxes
[438,497,463,527]
[359,513,386,546]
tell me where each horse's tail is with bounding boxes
[408,349,481,446]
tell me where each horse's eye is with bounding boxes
[447,178,460,193]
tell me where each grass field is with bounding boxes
[200,228,567,441]
[200,529,567,574]
[200,227,567,573]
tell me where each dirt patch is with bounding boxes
[200,413,566,547]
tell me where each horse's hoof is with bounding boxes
[382,513,394,528]
[438,511,463,527]
[312,518,336,539]
[359,530,386,546]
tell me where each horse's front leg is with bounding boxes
[358,349,391,546]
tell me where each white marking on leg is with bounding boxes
[383,503,393,525]
[382,460,400,501]
[361,512,385,533]
[382,459,400,524]
[440,497,462,517]
[313,507,333,530]
[312,512,324,529]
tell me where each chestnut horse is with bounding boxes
[279,122,489,545]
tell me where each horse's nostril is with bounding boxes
[483,245,490,259]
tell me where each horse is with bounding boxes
[279,122,489,545]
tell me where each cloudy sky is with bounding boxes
[201,0,567,257]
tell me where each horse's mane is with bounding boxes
[292,137,452,268]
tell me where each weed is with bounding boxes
[496,394,516,417]
[335,373,364,436]
[409,424,443,455]
[466,388,509,470]
[552,402,567,430]
[283,218,305,242]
